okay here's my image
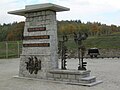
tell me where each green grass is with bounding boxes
[0,32,120,58]
[0,41,22,58]
[62,33,120,50]
[84,35,120,49]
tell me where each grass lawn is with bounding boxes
[0,41,22,58]
[0,33,120,58]
[60,33,120,50]
[84,35,120,49]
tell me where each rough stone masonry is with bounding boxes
[8,3,102,86]
[8,3,70,79]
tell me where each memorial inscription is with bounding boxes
[23,43,50,47]
[23,35,50,40]
[28,27,46,32]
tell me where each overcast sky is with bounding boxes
[1,0,120,26]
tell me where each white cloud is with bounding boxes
[51,0,120,25]
[0,0,120,25]
[0,0,25,24]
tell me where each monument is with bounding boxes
[8,3,102,86]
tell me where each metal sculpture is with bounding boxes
[73,32,88,70]
[25,56,41,74]
[58,35,68,70]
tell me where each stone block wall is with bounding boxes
[67,49,120,58]
[19,10,58,79]
[47,70,91,83]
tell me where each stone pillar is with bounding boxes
[8,3,70,79]
[19,10,58,79]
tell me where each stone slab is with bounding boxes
[79,76,96,84]
[61,74,68,79]
[53,74,61,78]
[67,80,103,87]
[13,75,102,87]
[8,3,70,16]
[49,69,91,75]
[68,74,75,79]
[80,76,96,81]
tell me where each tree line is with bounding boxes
[0,20,120,41]
[0,22,24,41]
[58,20,120,36]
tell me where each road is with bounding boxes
[0,58,120,90]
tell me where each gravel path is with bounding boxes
[0,58,120,90]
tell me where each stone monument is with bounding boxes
[8,3,102,86]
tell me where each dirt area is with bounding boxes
[0,58,120,90]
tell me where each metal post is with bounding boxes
[78,47,80,69]
[17,41,20,58]
[61,42,64,69]
[6,42,8,58]
[81,50,83,68]
[60,35,68,70]
[78,47,82,70]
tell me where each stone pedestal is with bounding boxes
[8,3,69,79]
[47,69,102,86]
[8,3,102,86]
[19,10,58,79]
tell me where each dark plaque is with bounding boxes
[23,35,50,40]
[28,27,46,32]
[23,43,50,47]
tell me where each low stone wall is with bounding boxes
[66,49,120,58]
[47,69,91,83]
[98,49,120,57]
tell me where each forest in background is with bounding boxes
[0,20,120,58]
[0,20,120,42]
[58,20,120,36]
[0,20,120,50]
[0,22,24,41]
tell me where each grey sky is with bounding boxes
[0,0,120,25]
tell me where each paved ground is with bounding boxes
[0,58,120,90]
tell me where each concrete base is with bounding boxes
[47,69,102,86]
[13,76,102,87]
[67,80,103,87]
[13,69,103,87]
